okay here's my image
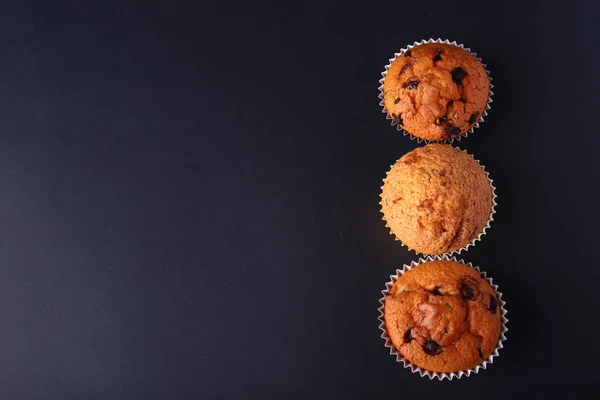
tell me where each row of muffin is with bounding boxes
[376,40,506,380]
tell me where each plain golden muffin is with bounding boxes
[384,260,502,373]
[380,144,493,255]
[382,43,490,141]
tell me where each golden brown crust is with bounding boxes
[384,260,501,373]
[380,144,493,255]
[382,43,490,141]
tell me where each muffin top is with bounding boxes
[382,43,490,141]
[384,260,502,373]
[380,144,493,255]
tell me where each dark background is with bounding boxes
[0,0,598,398]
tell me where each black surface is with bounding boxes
[0,1,598,398]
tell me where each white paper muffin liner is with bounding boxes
[378,38,494,143]
[380,145,497,256]
[377,255,508,380]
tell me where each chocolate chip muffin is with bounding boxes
[380,144,494,255]
[384,259,502,373]
[381,42,490,141]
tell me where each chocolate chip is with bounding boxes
[468,113,478,125]
[451,67,467,84]
[399,63,411,77]
[394,97,401,104]
[460,282,475,300]
[433,51,443,62]
[403,79,419,89]
[404,329,413,343]
[435,117,447,126]
[478,348,484,359]
[404,49,412,57]
[444,126,461,138]
[423,339,442,355]
[488,296,498,314]
[391,113,403,126]
[431,285,443,296]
